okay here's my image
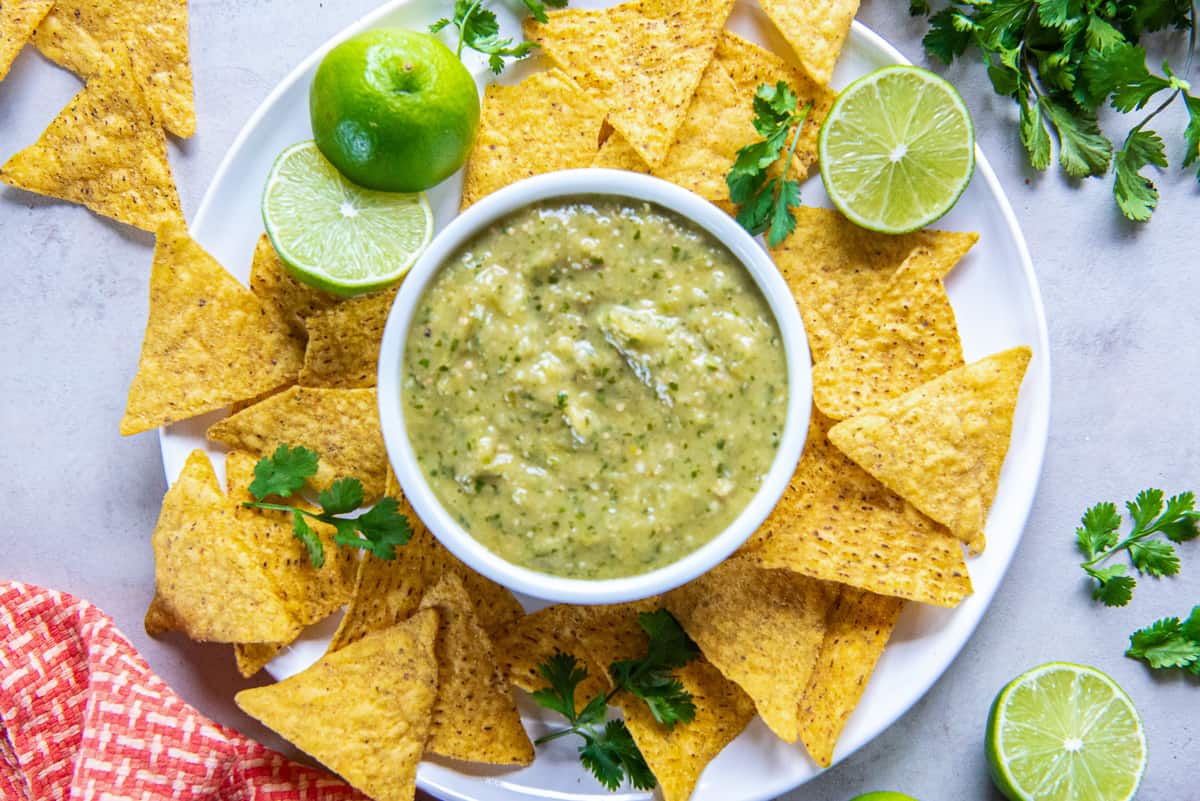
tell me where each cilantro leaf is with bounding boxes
[1086,564,1136,606]
[767,179,802,248]
[1127,616,1200,669]
[1128,488,1165,529]
[248,444,318,499]
[1181,605,1200,642]
[1113,128,1168,221]
[292,514,325,568]
[334,498,413,560]
[580,720,654,791]
[909,0,931,15]
[1129,538,1181,576]
[1081,43,1171,111]
[1076,501,1122,558]
[432,0,546,75]
[609,610,700,729]
[1042,99,1113,177]
[1183,93,1200,175]
[1020,94,1053,169]
[318,477,365,516]
[923,7,974,64]
[532,652,587,721]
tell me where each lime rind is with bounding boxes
[986,662,1147,801]
[262,141,434,296]
[819,65,975,234]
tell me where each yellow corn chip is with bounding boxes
[798,586,903,767]
[742,410,973,608]
[1,47,183,232]
[249,233,339,338]
[461,69,606,209]
[206,386,386,500]
[713,32,835,179]
[418,573,534,766]
[225,451,356,676]
[145,450,298,643]
[33,0,195,138]
[759,0,859,85]
[572,602,755,801]
[770,207,978,360]
[813,246,965,419]
[120,222,304,436]
[330,483,523,652]
[526,0,734,169]
[591,129,651,172]
[828,347,1033,552]
[491,605,609,701]
[0,0,52,80]
[236,609,440,801]
[300,288,397,389]
[665,557,831,743]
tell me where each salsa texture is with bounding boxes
[402,198,787,578]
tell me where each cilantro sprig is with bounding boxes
[726,81,813,248]
[242,444,412,568]
[1126,606,1200,675]
[1076,489,1199,607]
[431,0,566,74]
[911,0,1198,221]
[530,610,700,791]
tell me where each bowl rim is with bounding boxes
[376,168,812,604]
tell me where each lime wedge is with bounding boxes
[262,140,433,296]
[819,65,975,234]
[986,662,1147,801]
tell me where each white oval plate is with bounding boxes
[164,1,1052,799]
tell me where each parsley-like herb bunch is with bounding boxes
[1126,605,1200,675]
[1076,489,1199,606]
[530,609,700,791]
[726,81,813,248]
[431,0,566,74]
[242,444,412,568]
[911,0,1199,222]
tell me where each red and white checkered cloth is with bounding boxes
[0,581,367,801]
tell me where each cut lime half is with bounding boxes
[819,65,975,234]
[262,140,434,296]
[986,662,1147,801]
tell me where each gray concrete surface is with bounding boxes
[1,1,1196,799]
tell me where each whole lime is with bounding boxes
[849,794,920,801]
[310,28,479,192]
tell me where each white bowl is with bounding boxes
[377,169,811,604]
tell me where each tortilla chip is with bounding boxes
[249,233,339,338]
[813,246,965,419]
[120,222,304,435]
[798,586,903,767]
[235,609,439,801]
[461,69,606,209]
[234,643,283,678]
[300,288,397,388]
[330,485,523,652]
[492,605,610,701]
[770,207,978,360]
[525,0,734,169]
[0,0,53,81]
[205,386,386,500]
[145,450,298,643]
[591,129,651,172]
[418,573,533,766]
[572,602,755,801]
[742,409,973,608]
[664,557,831,742]
[760,0,859,85]
[225,450,356,620]
[0,46,183,232]
[828,347,1033,552]
[32,0,195,137]
[713,32,835,178]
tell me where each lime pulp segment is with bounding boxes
[819,65,975,234]
[262,141,433,296]
[987,662,1146,801]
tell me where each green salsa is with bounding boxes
[402,198,787,578]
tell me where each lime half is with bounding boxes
[819,65,975,234]
[262,140,433,296]
[986,662,1147,801]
